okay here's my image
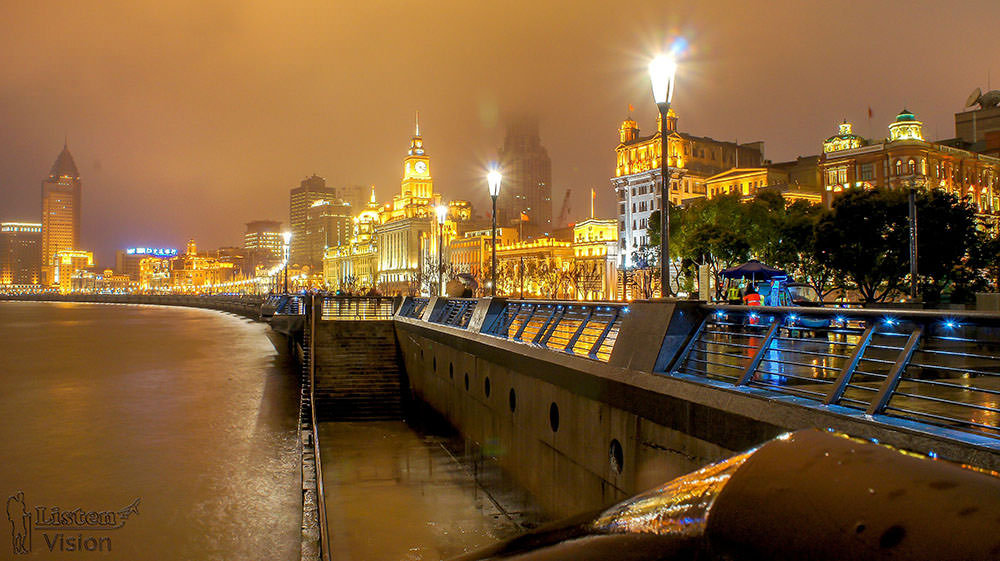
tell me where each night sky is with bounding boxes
[2,0,998,265]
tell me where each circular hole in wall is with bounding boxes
[464,373,470,391]
[609,439,624,474]
[484,377,491,397]
[549,402,560,432]
[508,389,517,412]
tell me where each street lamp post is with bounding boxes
[282,231,291,293]
[487,169,503,296]
[436,205,448,297]
[649,53,677,298]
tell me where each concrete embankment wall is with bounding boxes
[312,320,404,421]
[393,314,781,519]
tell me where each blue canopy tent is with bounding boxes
[719,260,788,282]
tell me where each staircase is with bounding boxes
[311,320,404,421]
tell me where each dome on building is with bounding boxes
[48,142,79,179]
[888,109,924,141]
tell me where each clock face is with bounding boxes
[415,161,427,174]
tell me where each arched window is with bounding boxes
[907,159,916,175]
[894,160,902,176]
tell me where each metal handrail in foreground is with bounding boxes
[320,296,395,320]
[670,304,1000,439]
[482,299,627,362]
[308,295,332,561]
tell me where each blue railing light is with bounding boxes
[835,316,846,324]
[928,450,938,459]
[883,317,897,326]
[749,312,759,320]
[622,307,630,314]
[788,314,799,322]
[943,319,959,329]
[715,310,726,319]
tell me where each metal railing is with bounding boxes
[483,300,626,362]
[398,296,430,319]
[429,298,478,328]
[669,305,1000,439]
[272,294,306,315]
[320,296,395,320]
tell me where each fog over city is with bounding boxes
[1,0,998,263]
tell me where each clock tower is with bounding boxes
[401,111,433,200]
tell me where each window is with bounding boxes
[895,160,902,176]
[859,163,874,181]
[907,159,916,175]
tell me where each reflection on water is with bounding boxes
[319,421,535,561]
[0,302,300,561]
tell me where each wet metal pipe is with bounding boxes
[449,430,1000,561]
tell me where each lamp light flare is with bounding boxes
[282,231,292,244]
[436,205,448,225]
[649,54,677,105]
[487,169,502,197]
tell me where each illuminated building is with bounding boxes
[705,157,822,205]
[244,220,283,260]
[289,175,338,268]
[168,239,235,289]
[305,199,352,271]
[374,115,445,294]
[495,237,573,298]
[1,222,42,286]
[72,269,131,292]
[448,227,518,283]
[570,219,620,300]
[324,188,381,292]
[115,247,178,281]
[497,115,553,237]
[821,110,1000,216]
[52,250,94,293]
[41,142,82,285]
[139,257,171,289]
[612,110,764,267]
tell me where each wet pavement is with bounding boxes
[319,421,538,561]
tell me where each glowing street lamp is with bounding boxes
[282,231,291,293]
[487,168,502,296]
[436,205,448,296]
[649,53,677,298]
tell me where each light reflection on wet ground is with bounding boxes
[319,421,537,561]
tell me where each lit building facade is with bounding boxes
[116,247,178,281]
[448,227,519,283]
[41,143,82,285]
[243,220,284,276]
[570,219,620,300]
[821,111,1000,216]
[289,175,338,268]
[168,239,235,290]
[374,118,444,294]
[705,157,822,205]
[495,237,574,298]
[1,222,42,286]
[52,250,94,293]
[612,110,764,267]
[305,200,352,269]
[323,188,381,292]
[497,115,553,237]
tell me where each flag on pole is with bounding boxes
[867,106,873,119]
[520,212,530,222]
[628,103,635,114]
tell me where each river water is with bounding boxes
[0,302,301,560]
[0,302,536,561]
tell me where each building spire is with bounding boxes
[369,184,377,204]
[415,110,420,137]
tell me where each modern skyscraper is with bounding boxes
[305,200,352,268]
[289,175,338,268]
[0,222,42,285]
[498,115,553,238]
[244,220,285,265]
[41,142,82,285]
